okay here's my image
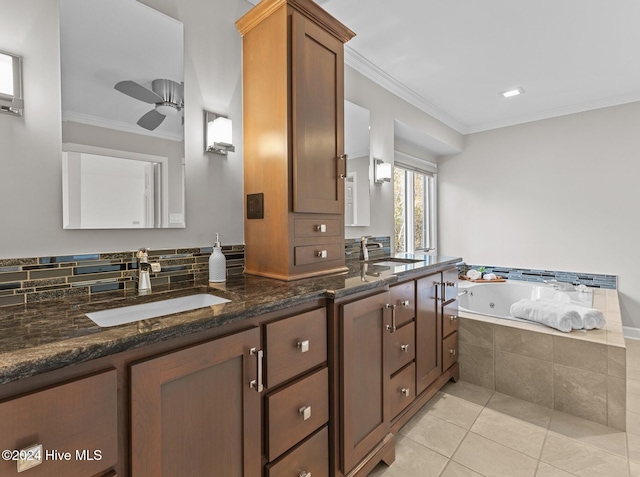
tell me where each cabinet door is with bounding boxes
[416,275,441,395]
[292,11,345,214]
[130,328,262,477]
[341,291,391,474]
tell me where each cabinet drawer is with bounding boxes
[442,332,458,371]
[266,367,329,461]
[0,369,117,477]
[389,362,416,418]
[294,217,341,238]
[390,281,415,328]
[266,426,328,477]
[294,243,343,266]
[442,269,458,303]
[388,321,415,375]
[442,300,459,338]
[265,308,327,388]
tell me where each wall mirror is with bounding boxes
[60,0,185,229]
[344,100,371,227]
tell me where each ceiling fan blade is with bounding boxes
[115,80,163,104]
[137,109,166,131]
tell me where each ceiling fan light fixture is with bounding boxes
[156,102,179,116]
[500,87,525,98]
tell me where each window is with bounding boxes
[0,50,24,116]
[393,160,437,254]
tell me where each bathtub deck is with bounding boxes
[457,287,626,430]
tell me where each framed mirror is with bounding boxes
[60,0,185,229]
[344,100,371,227]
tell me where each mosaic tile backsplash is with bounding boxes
[0,246,245,307]
[459,263,617,289]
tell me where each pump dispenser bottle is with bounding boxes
[209,233,227,283]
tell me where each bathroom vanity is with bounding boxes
[0,255,460,477]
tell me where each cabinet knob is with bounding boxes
[15,443,43,473]
[400,344,410,353]
[299,405,312,420]
[300,472,311,477]
[339,173,347,179]
[449,315,458,321]
[401,387,410,397]
[315,224,327,232]
[316,250,328,258]
[297,340,310,353]
[449,348,457,356]
[401,300,410,308]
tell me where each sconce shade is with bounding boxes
[205,111,235,155]
[0,50,24,116]
[374,158,392,183]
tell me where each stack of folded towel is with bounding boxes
[510,299,606,333]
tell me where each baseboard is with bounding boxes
[623,326,640,340]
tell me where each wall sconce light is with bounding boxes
[0,50,24,117]
[205,111,235,155]
[374,158,392,184]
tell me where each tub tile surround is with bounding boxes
[0,246,246,307]
[458,288,627,430]
[459,263,618,289]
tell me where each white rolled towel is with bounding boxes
[538,300,605,330]
[483,273,497,280]
[510,299,582,332]
[466,269,481,280]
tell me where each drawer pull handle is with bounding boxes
[15,443,43,473]
[299,405,312,420]
[385,303,397,333]
[315,224,327,232]
[297,340,310,353]
[446,281,456,287]
[400,344,410,353]
[300,471,311,477]
[449,348,457,356]
[316,250,328,258]
[401,387,410,397]
[249,348,264,393]
[449,315,458,321]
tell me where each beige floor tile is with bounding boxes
[420,391,483,430]
[452,432,538,477]
[628,411,640,436]
[367,462,393,477]
[628,379,640,396]
[628,366,640,382]
[383,436,448,477]
[630,460,640,477]
[471,408,546,458]
[440,460,484,477]
[399,412,467,458]
[609,345,627,378]
[535,462,577,476]
[629,433,640,464]
[629,393,640,414]
[486,392,553,428]
[549,411,627,457]
[441,379,494,406]
[541,431,629,477]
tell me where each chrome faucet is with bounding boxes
[360,236,383,261]
[542,279,575,291]
[137,248,161,295]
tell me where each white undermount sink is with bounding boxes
[86,293,231,327]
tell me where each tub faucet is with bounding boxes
[360,236,383,261]
[542,279,575,291]
[137,248,161,295]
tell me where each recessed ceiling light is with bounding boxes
[500,87,525,98]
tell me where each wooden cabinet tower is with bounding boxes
[236,0,355,280]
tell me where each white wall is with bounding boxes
[438,101,640,328]
[0,0,250,257]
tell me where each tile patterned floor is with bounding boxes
[368,338,640,476]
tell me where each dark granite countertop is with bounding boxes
[0,254,460,384]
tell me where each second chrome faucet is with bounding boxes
[137,248,161,295]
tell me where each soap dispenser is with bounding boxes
[209,233,227,283]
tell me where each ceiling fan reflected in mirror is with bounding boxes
[114,78,184,131]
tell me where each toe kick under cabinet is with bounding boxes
[330,267,459,477]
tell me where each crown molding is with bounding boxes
[62,111,183,142]
[344,46,468,134]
